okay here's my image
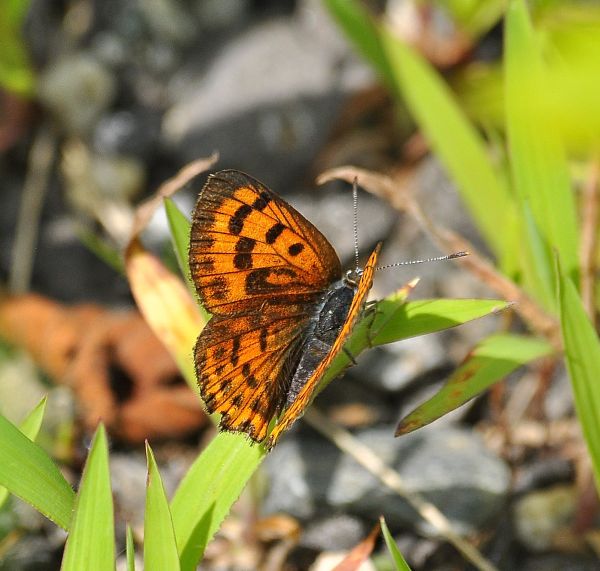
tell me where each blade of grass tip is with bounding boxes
[61,424,115,571]
[0,397,47,509]
[126,524,136,571]
[170,432,264,570]
[396,333,554,435]
[380,516,412,571]
[0,410,74,529]
[505,0,579,295]
[558,258,600,492]
[379,25,512,259]
[144,443,181,571]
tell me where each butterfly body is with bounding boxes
[189,170,380,447]
[284,279,356,408]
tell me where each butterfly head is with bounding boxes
[344,267,363,287]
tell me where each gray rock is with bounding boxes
[38,53,116,135]
[162,1,373,191]
[264,426,510,535]
[356,336,447,393]
[300,514,367,552]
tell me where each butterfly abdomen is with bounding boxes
[285,283,356,408]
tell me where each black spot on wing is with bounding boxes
[266,222,285,244]
[231,336,240,367]
[252,191,271,211]
[288,242,304,256]
[233,236,256,270]
[229,204,252,235]
[259,328,268,352]
[233,253,252,270]
[205,277,228,300]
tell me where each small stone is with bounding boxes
[513,484,578,551]
[39,53,116,135]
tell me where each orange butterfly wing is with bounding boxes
[189,170,342,440]
[267,244,380,448]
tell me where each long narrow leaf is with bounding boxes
[505,0,579,303]
[144,443,181,571]
[379,27,512,259]
[558,261,600,491]
[61,424,115,571]
[0,397,47,509]
[170,432,264,570]
[0,410,74,529]
[396,334,553,435]
[165,197,210,323]
[165,198,192,284]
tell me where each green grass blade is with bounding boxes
[170,432,264,570]
[558,261,600,491]
[380,516,412,571]
[396,334,554,435]
[144,443,181,571]
[379,27,512,258]
[322,0,394,87]
[61,424,115,571]
[0,410,74,529]
[165,198,191,282]
[126,524,136,571]
[0,397,47,509]
[165,197,211,323]
[356,297,509,349]
[320,297,510,412]
[0,0,36,96]
[505,0,579,299]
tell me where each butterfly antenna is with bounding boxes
[376,251,468,271]
[352,177,360,272]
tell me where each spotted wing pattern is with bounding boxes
[189,170,342,441]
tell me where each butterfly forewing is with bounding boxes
[190,170,341,315]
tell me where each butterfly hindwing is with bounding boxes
[196,309,309,441]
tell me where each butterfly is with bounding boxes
[189,170,380,449]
